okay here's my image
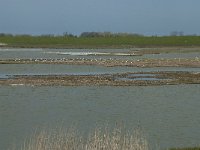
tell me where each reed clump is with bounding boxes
[20,127,149,150]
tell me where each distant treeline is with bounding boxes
[80,32,144,37]
[2,31,198,38]
[0,32,144,38]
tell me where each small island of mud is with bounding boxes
[1,58,200,67]
[1,72,200,86]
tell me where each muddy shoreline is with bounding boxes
[1,58,200,67]
[1,72,200,86]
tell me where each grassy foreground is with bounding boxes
[8,126,200,150]
[1,35,200,48]
[12,127,149,150]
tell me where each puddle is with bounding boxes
[115,73,167,81]
[132,77,162,81]
[116,77,163,81]
[127,74,155,77]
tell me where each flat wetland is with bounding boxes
[0,41,200,150]
[0,46,200,86]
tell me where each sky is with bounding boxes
[0,0,200,36]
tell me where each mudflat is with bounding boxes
[1,72,200,86]
[0,58,200,67]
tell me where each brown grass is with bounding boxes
[17,127,149,150]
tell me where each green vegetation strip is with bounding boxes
[170,148,200,150]
[1,35,200,48]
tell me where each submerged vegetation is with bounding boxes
[0,33,200,48]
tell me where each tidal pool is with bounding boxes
[0,85,200,150]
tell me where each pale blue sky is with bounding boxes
[0,0,200,35]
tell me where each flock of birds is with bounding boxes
[9,57,138,64]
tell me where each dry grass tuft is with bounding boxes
[19,127,149,150]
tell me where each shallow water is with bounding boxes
[0,85,200,150]
[0,74,10,79]
[0,48,200,60]
[115,73,166,81]
[1,64,200,77]
[143,52,200,59]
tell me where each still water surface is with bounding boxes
[0,48,199,60]
[0,85,200,149]
[1,64,200,77]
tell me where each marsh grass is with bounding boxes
[1,35,200,48]
[18,127,149,150]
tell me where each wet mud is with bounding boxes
[0,58,200,67]
[1,71,200,86]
